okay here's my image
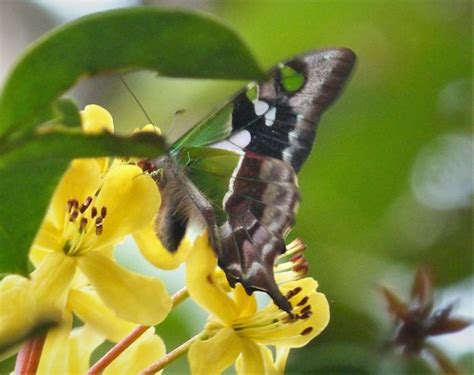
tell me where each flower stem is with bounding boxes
[139,333,201,374]
[172,286,189,308]
[87,287,189,374]
[87,325,149,375]
[14,334,46,375]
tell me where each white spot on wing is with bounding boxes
[246,262,264,278]
[222,154,245,209]
[210,130,251,152]
[265,106,277,126]
[254,100,269,116]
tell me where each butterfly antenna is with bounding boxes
[165,108,186,140]
[120,75,155,126]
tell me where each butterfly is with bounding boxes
[148,48,356,313]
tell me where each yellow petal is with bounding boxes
[37,311,73,375]
[29,246,53,268]
[68,288,136,342]
[274,346,290,374]
[237,345,288,375]
[233,284,257,318]
[235,339,266,375]
[134,223,193,270]
[68,326,104,374]
[186,233,238,325]
[31,252,76,310]
[241,278,330,348]
[0,255,74,357]
[80,104,114,173]
[104,328,166,375]
[30,219,62,267]
[82,165,160,251]
[77,251,172,325]
[189,327,242,375]
[132,124,162,135]
[0,276,54,357]
[81,104,114,134]
[46,159,102,229]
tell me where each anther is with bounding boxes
[79,196,93,213]
[66,199,73,213]
[95,217,103,235]
[300,327,313,336]
[293,260,309,274]
[66,199,79,213]
[297,296,309,306]
[290,254,303,263]
[300,305,311,314]
[101,206,107,218]
[70,211,79,222]
[298,311,313,320]
[286,287,303,300]
[91,207,98,218]
[79,217,88,232]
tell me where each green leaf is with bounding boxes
[0,7,264,136]
[0,157,68,275]
[53,99,82,128]
[0,131,165,164]
[0,7,263,275]
[0,131,165,275]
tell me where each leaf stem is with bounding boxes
[139,332,201,375]
[14,334,46,375]
[87,287,189,374]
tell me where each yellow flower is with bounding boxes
[236,345,290,375]
[0,263,70,358]
[36,322,165,375]
[186,234,330,375]
[29,105,172,327]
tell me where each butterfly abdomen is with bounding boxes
[152,156,202,252]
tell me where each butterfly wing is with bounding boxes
[176,146,298,312]
[171,48,356,171]
[163,48,355,311]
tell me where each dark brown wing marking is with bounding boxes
[229,48,356,172]
[185,149,300,312]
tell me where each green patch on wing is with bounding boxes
[279,64,305,92]
[178,147,242,224]
[171,104,234,152]
[245,83,259,101]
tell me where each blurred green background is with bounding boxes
[1,1,472,374]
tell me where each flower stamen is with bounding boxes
[297,296,309,306]
[91,207,98,218]
[285,287,302,300]
[79,196,93,213]
[95,217,104,235]
[62,196,107,255]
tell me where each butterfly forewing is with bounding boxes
[171,48,355,171]
[156,48,355,312]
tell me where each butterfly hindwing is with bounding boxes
[154,48,355,312]
[177,146,299,311]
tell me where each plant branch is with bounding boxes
[172,286,189,308]
[87,287,189,374]
[87,325,148,375]
[139,333,201,374]
[14,334,46,375]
